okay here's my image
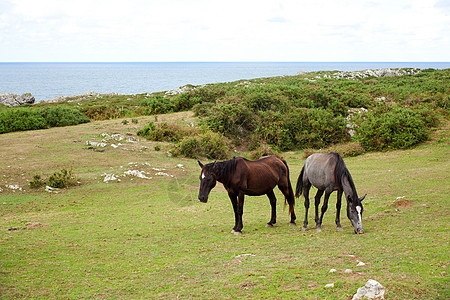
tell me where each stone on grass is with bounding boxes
[352,279,385,300]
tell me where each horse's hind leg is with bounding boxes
[314,189,324,230]
[278,183,296,226]
[302,183,311,231]
[266,191,277,227]
[317,191,331,232]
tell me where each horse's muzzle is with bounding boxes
[355,229,364,234]
[198,195,208,203]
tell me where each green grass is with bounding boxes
[0,113,448,299]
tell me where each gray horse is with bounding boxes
[295,152,366,234]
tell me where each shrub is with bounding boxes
[137,121,191,142]
[355,106,429,151]
[140,96,174,114]
[47,169,79,189]
[0,108,47,133]
[40,106,90,127]
[173,130,229,159]
[256,108,349,151]
[30,169,80,189]
[192,102,215,117]
[249,144,280,160]
[203,103,256,138]
[29,175,46,189]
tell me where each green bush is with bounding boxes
[192,102,215,117]
[173,131,229,159]
[0,108,47,133]
[40,106,90,127]
[203,103,256,139]
[137,121,191,142]
[47,169,79,189]
[0,106,89,134]
[29,175,46,189]
[355,106,429,151]
[249,144,280,160]
[256,108,348,151]
[30,169,80,189]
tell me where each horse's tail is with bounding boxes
[295,166,305,198]
[281,158,295,216]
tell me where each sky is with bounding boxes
[0,0,449,62]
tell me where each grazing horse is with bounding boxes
[295,152,366,234]
[198,156,296,235]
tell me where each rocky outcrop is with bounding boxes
[297,68,421,81]
[0,93,35,106]
[41,91,118,104]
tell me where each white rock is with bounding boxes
[357,261,366,267]
[87,141,107,147]
[124,170,152,179]
[325,283,335,288]
[329,269,337,273]
[103,174,120,182]
[45,186,59,193]
[344,269,353,274]
[352,279,385,300]
[6,184,22,191]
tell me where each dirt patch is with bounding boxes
[25,222,47,229]
[392,197,415,208]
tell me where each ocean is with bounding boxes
[1,62,449,102]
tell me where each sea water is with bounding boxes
[0,62,448,101]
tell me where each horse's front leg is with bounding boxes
[234,191,245,234]
[266,191,277,227]
[228,192,239,233]
[335,190,343,231]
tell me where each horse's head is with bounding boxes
[197,160,217,203]
[346,194,366,234]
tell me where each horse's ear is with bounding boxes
[360,194,367,202]
[198,160,204,168]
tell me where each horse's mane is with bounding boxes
[212,157,237,182]
[332,152,357,199]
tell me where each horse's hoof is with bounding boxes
[289,222,297,227]
[316,228,322,233]
[233,230,242,236]
[337,227,343,231]
[301,227,308,232]
[265,224,274,228]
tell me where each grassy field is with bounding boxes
[0,112,448,299]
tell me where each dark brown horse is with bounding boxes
[295,152,366,234]
[198,156,296,235]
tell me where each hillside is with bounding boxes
[0,108,449,298]
[1,68,448,159]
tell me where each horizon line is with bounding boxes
[1,61,449,64]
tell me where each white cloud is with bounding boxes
[0,0,448,61]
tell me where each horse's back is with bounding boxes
[234,156,288,194]
[304,153,339,190]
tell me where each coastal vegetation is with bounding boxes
[0,110,448,299]
[0,67,448,298]
[1,68,448,157]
